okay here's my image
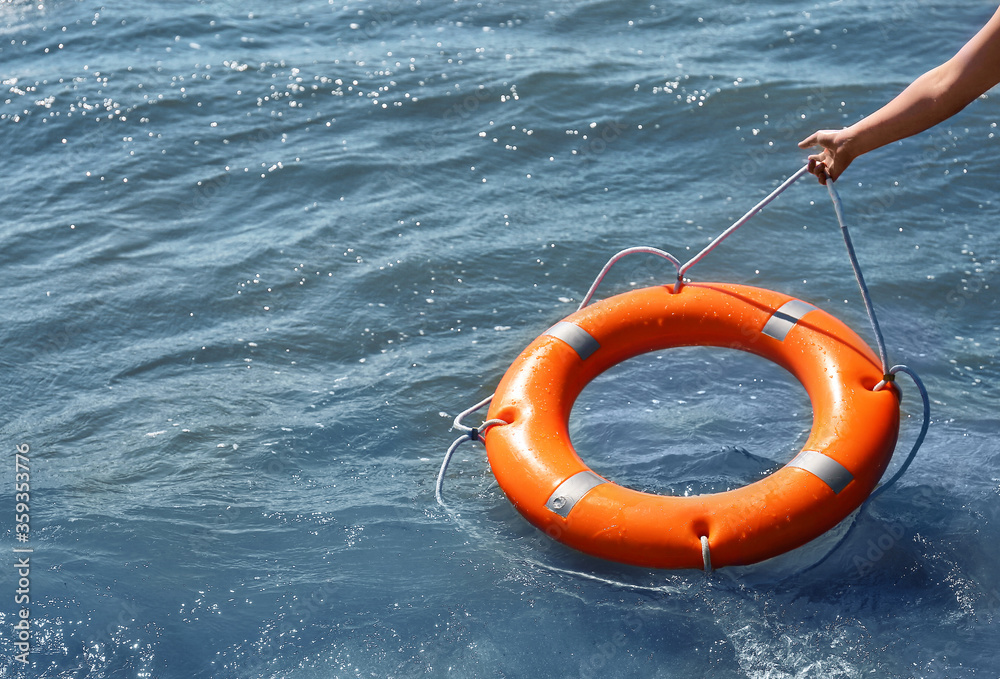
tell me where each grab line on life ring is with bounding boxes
[438,167,930,576]
[483,282,901,570]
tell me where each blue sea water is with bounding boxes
[2,0,1000,676]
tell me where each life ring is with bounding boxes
[483,282,900,570]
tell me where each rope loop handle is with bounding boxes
[579,167,810,307]
[578,247,681,310]
[436,396,507,506]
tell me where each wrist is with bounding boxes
[838,115,897,163]
[832,127,861,166]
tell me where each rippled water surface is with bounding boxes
[2,0,999,676]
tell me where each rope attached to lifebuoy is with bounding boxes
[437,164,930,575]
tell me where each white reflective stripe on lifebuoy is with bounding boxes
[761,299,818,341]
[785,450,854,494]
[545,470,606,517]
[546,321,600,360]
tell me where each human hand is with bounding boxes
[798,129,853,185]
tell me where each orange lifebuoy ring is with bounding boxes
[484,282,900,570]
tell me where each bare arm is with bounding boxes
[799,6,1000,183]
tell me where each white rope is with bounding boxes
[576,168,808,308]
[700,536,712,573]
[436,395,506,506]
[676,164,810,285]
[784,183,932,580]
[451,394,494,434]
[435,433,474,506]
[438,163,930,575]
[820,176,930,498]
[869,366,930,499]
[578,247,681,310]
[825,179,891,375]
